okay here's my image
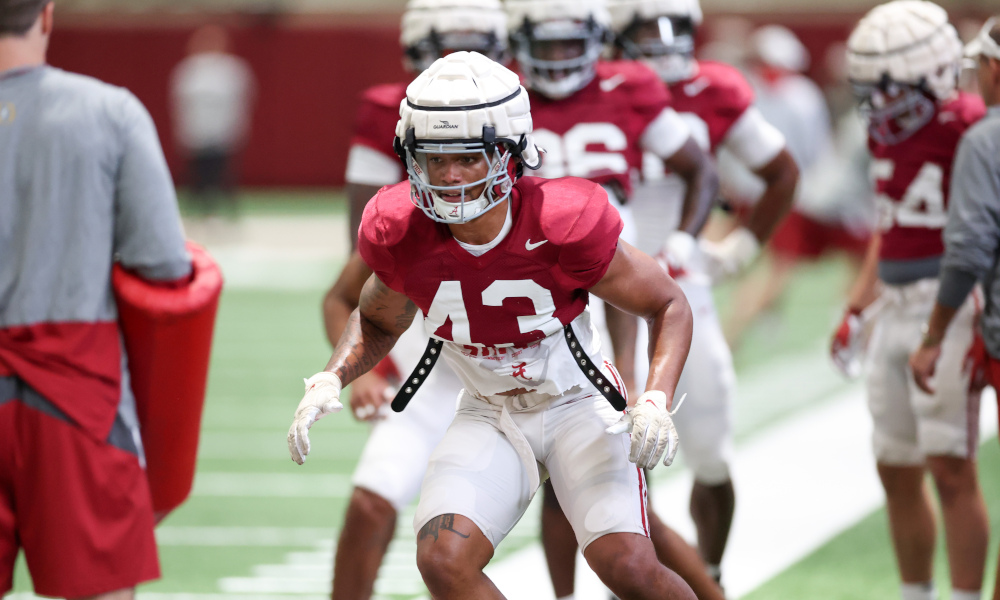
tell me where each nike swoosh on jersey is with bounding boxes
[683,77,710,97]
[599,74,627,93]
[525,239,549,251]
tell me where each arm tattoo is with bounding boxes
[418,514,471,542]
[361,276,417,334]
[326,276,416,385]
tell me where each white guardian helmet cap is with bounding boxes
[394,51,541,224]
[400,0,509,72]
[847,0,962,144]
[507,0,613,99]
[607,0,702,82]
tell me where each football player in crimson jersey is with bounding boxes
[506,0,717,397]
[327,2,508,598]
[831,3,989,600]
[290,51,698,600]
[603,0,800,588]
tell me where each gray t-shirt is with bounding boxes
[0,65,190,441]
[0,65,190,329]
[937,105,1000,358]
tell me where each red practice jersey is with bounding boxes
[359,177,623,348]
[870,91,985,261]
[529,61,671,199]
[351,82,408,162]
[668,61,754,155]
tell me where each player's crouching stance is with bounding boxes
[287,51,696,600]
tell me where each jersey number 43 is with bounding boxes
[425,279,563,347]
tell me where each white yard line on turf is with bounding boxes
[183,215,347,291]
[155,527,335,547]
[190,472,352,498]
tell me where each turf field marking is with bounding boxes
[185,215,347,290]
[155,527,335,547]
[191,472,352,498]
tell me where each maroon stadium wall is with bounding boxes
[41,12,881,188]
[48,13,409,188]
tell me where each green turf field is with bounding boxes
[745,440,1000,600]
[8,191,1000,599]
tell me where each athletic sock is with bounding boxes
[951,589,981,600]
[901,582,936,600]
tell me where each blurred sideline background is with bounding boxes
[7,0,1000,599]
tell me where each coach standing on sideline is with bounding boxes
[0,1,191,599]
[911,20,1000,600]
[909,30,1000,599]
[910,17,1000,395]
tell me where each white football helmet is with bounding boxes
[847,0,962,145]
[750,25,809,74]
[607,0,702,83]
[394,52,541,224]
[506,0,613,99]
[400,0,508,72]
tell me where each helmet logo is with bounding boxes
[433,120,460,130]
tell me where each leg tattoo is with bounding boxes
[419,514,471,543]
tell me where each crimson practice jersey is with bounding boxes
[871,91,985,261]
[351,82,408,162]
[358,177,623,397]
[668,61,754,154]
[640,60,755,184]
[529,61,671,198]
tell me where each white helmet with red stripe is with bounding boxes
[394,51,541,223]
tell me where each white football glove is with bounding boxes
[660,231,698,274]
[605,391,684,469]
[829,296,886,379]
[830,309,864,379]
[698,227,761,283]
[288,371,344,465]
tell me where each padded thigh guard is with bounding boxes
[865,279,982,464]
[113,241,223,516]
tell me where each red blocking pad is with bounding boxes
[113,241,223,518]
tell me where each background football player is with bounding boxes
[503,1,723,598]
[717,25,867,349]
[832,3,989,599]
[505,0,717,396]
[328,2,507,598]
[606,0,800,588]
[292,51,700,600]
[343,0,509,247]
